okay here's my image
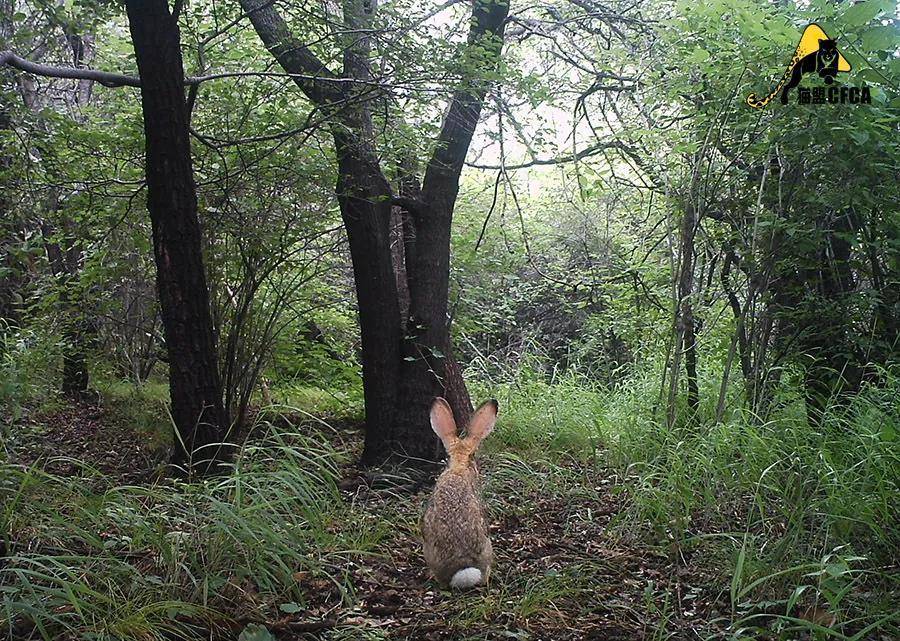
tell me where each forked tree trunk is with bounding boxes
[240,0,506,468]
[126,0,229,472]
[384,0,507,461]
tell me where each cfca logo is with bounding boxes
[747,23,871,108]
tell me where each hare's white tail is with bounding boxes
[450,567,482,589]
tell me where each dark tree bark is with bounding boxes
[240,0,505,467]
[335,133,404,466]
[443,343,473,429]
[679,203,700,413]
[667,199,700,425]
[392,0,507,457]
[0,104,18,332]
[391,207,411,326]
[126,0,229,472]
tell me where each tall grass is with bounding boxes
[472,357,900,637]
[0,419,376,641]
[3,352,897,639]
[601,368,899,558]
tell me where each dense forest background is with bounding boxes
[0,0,898,639]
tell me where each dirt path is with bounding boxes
[3,399,164,481]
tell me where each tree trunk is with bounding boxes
[393,199,473,434]
[667,199,699,425]
[333,133,404,467]
[126,0,229,472]
[239,0,506,468]
[390,0,507,462]
[679,202,699,413]
[683,303,699,411]
[443,343,473,428]
[391,207,411,327]
[391,199,455,462]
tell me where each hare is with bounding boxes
[422,396,498,590]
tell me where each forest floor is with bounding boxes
[324,459,732,641]
[6,398,754,641]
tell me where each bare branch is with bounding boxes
[0,50,374,92]
[466,140,632,170]
[0,50,142,87]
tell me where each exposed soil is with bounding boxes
[4,399,164,481]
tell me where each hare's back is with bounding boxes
[423,472,490,581]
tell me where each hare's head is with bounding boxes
[430,397,498,475]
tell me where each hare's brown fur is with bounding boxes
[421,398,497,589]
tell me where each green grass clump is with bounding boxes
[264,382,363,421]
[0,420,378,641]
[470,368,604,456]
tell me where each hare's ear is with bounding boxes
[430,397,458,451]
[465,399,498,448]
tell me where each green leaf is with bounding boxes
[860,25,897,50]
[825,561,849,578]
[842,1,883,26]
[849,130,870,145]
[280,602,303,614]
[688,47,711,64]
[857,68,886,83]
[238,624,276,641]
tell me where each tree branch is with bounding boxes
[0,50,141,87]
[421,0,510,203]
[237,0,344,106]
[1,50,366,92]
[467,140,633,170]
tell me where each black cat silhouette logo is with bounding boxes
[747,24,854,108]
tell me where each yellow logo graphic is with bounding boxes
[747,24,851,109]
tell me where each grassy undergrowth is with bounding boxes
[1,419,387,640]
[485,364,899,638]
[2,366,898,640]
